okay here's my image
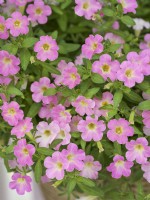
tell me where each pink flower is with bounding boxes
[143,127,150,136]
[78,116,106,141]
[51,104,71,123]
[126,137,150,164]
[0,16,9,40]
[140,34,150,50]
[107,155,134,179]
[35,121,60,147]
[80,155,102,179]
[6,11,29,37]
[14,139,35,167]
[82,34,103,59]
[141,162,150,183]
[9,0,32,6]
[44,152,67,180]
[0,0,4,4]
[93,92,113,117]
[9,173,32,195]
[127,51,150,76]
[11,117,33,139]
[1,101,24,126]
[72,96,95,116]
[26,1,52,24]
[142,111,150,129]
[62,65,81,89]
[62,143,85,172]
[31,77,55,104]
[70,115,82,132]
[38,96,58,120]
[0,50,20,76]
[92,54,120,81]
[107,118,134,144]
[74,0,102,20]
[34,35,59,61]
[117,0,138,14]
[55,122,71,147]
[117,61,144,88]
[112,21,119,30]
[75,54,84,66]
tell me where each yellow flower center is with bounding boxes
[22,148,29,155]
[22,125,27,132]
[86,162,93,167]
[80,100,88,107]
[125,69,133,78]
[101,101,108,107]
[0,23,5,32]
[70,73,76,80]
[44,130,51,137]
[88,123,96,130]
[115,160,124,167]
[35,8,43,15]
[57,162,63,169]
[102,64,110,73]
[67,154,74,161]
[41,86,47,92]
[135,144,144,151]
[83,2,89,9]
[42,43,50,51]
[115,126,123,135]
[92,43,98,50]
[8,108,16,116]
[3,57,12,64]
[59,130,65,138]
[17,178,25,183]
[14,20,21,28]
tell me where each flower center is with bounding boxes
[115,126,123,135]
[67,154,74,161]
[17,178,25,183]
[42,43,50,51]
[70,73,76,80]
[35,8,43,15]
[57,162,63,169]
[41,86,47,92]
[115,160,124,167]
[135,144,144,151]
[92,43,98,50]
[88,123,96,130]
[83,2,89,9]
[0,23,5,32]
[125,69,133,78]
[102,64,110,73]
[44,130,51,137]
[86,162,93,167]
[22,148,29,155]
[8,108,16,116]
[80,100,88,107]
[21,125,27,132]
[101,101,108,106]
[120,0,127,7]
[14,20,21,28]
[3,57,12,64]
[59,130,65,138]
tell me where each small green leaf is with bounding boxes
[85,87,100,98]
[50,139,62,148]
[51,5,63,15]
[7,85,24,98]
[57,14,68,32]
[34,160,42,182]
[59,43,80,54]
[109,43,121,53]
[77,177,95,187]
[37,147,53,156]
[37,61,61,75]
[51,30,58,39]
[22,37,38,48]
[138,100,150,110]
[91,73,105,84]
[102,7,114,16]
[20,49,31,70]
[121,16,135,26]
[113,90,123,108]
[2,44,18,55]
[43,88,57,96]
[27,102,42,118]
[67,179,76,194]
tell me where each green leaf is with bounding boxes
[134,126,143,135]
[34,160,42,182]
[51,5,63,15]
[108,43,121,53]
[20,49,31,71]
[37,61,61,75]
[51,30,58,39]
[113,90,123,108]
[57,14,68,32]
[80,140,86,150]
[59,43,80,54]
[114,142,122,155]
[80,79,92,94]
[22,37,38,48]
[61,0,72,9]
[67,179,76,194]
[2,44,18,55]
[50,139,62,148]
[102,7,114,16]
[7,85,24,98]
[43,88,57,96]
[121,16,135,26]
[5,143,16,154]
[77,177,95,187]
[91,73,105,84]
[124,91,143,103]
[138,100,150,110]
[37,147,53,156]
[27,102,42,118]
[85,87,100,98]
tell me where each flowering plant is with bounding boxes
[0,0,150,199]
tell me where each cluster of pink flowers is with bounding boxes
[117,0,138,14]
[44,143,102,180]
